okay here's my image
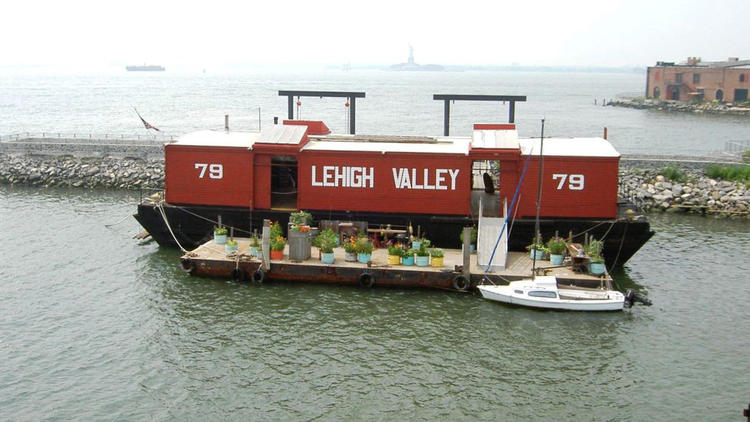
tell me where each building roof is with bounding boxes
[173,130,258,148]
[519,137,620,158]
[304,134,471,155]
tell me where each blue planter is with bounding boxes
[402,255,414,266]
[249,246,260,258]
[214,233,227,245]
[321,252,335,264]
[411,241,422,250]
[590,262,606,275]
[357,253,371,263]
[225,244,238,253]
[529,249,544,260]
[550,254,564,265]
[416,255,429,267]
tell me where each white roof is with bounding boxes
[174,130,258,148]
[303,135,472,155]
[257,125,307,144]
[519,137,620,158]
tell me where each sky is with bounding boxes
[1,0,748,70]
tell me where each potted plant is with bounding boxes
[270,235,286,260]
[289,210,313,227]
[411,237,423,250]
[546,236,567,265]
[225,238,238,253]
[313,229,337,259]
[429,248,444,267]
[460,226,478,253]
[402,248,416,266]
[586,239,606,275]
[343,237,358,262]
[213,226,228,244]
[526,239,545,260]
[356,236,373,264]
[249,234,261,258]
[415,240,431,267]
[387,244,404,265]
[319,235,336,264]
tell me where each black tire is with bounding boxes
[252,268,266,284]
[179,258,194,274]
[230,268,247,282]
[452,274,470,291]
[359,272,375,288]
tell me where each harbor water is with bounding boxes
[1,70,749,419]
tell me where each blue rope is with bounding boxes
[484,146,534,272]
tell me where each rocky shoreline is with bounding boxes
[1,152,748,218]
[609,98,750,116]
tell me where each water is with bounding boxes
[1,71,750,420]
[2,69,749,156]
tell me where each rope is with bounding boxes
[105,214,131,228]
[569,219,617,239]
[170,204,253,236]
[156,201,189,252]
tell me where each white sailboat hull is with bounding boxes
[477,276,624,312]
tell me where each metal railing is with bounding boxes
[0,132,174,143]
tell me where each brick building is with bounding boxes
[646,57,750,102]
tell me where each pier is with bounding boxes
[179,238,613,292]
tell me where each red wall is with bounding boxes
[165,145,253,207]
[297,152,472,215]
[516,156,619,218]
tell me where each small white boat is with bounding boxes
[477,275,625,311]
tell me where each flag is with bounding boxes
[134,108,160,131]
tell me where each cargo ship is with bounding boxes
[126,64,165,71]
[134,92,653,269]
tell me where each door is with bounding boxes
[271,155,298,210]
[734,89,748,102]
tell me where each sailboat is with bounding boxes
[477,120,627,311]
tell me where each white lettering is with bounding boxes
[323,165,335,187]
[311,165,322,186]
[423,168,435,190]
[194,163,223,179]
[448,169,460,190]
[435,169,448,190]
[310,165,374,189]
[552,173,585,190]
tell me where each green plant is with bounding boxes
[546,237,567,255]
[226,239,237,247]
[415,242,431,257]
[742,150,750,164]
[355,237,373,254]
[705,163,750,182]
[459,226,478,244]
[313,229,337,248]
[214,226,227,236]
[526,240,545,252]
[429,248,444,258]
[270,235,286,251]
[343,237,357,253]
[318,236,336,254]
[387,245,405,257]
[658,164,686,183]
[270,221,283,239]
[289,210,313,226]
[250,234,260,248]
[586,239,604,263]
[405,248,417,257]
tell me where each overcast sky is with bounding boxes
[2,0,748,70]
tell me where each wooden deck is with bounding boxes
[181,237,612,291]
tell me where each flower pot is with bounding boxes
[214,233,227,245]
[415,255,429,267]
[225,243,238,253]
[430,256,444,267]
[461,244,476,254]
[411,241,422,250]
[249,246,260,258]
[590,262,606,275]
[550,254,564,265]
[270,249,284,260]
[357,253,371,263]
[402,255,414,266]
[529,249,544,260]
[345,252,357,262]
[321,252,335,264]
[387,254,401,265]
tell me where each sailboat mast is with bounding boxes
[531,119,545,274]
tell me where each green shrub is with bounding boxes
[658,164,686,183]
[705,164,750,182]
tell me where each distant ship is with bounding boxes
[390,45,444,71]
[126,65,165,72]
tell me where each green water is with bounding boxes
[1,185,748,420]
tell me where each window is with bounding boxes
[716,89,724,101]
[654,87,660,99]
[741,74,746,83]
[528,291,557,298]
[675,73,683,83]
[693,73,700,84]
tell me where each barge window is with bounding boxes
[528,291,557,298]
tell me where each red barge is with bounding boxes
[134,91,653,268]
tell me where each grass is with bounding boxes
[658,164,687,183]
[705,164,750,184]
